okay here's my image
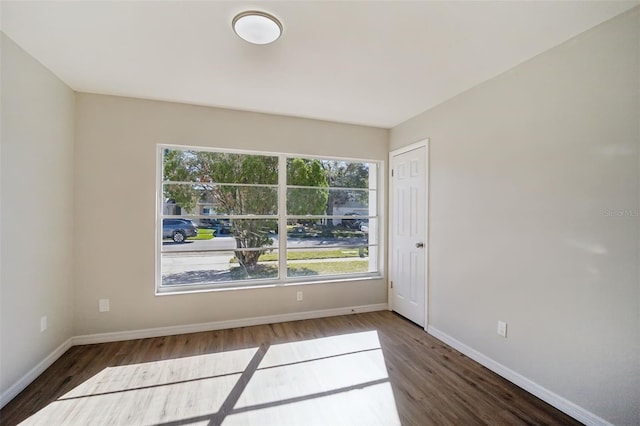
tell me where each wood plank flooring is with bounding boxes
[0,311,581,425]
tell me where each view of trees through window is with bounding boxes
[159,147,379,290]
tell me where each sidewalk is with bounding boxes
[162,253,368,275]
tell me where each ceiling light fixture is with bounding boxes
[232,11,282,45]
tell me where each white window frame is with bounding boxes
[155,144,384,295]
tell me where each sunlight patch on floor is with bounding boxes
[21,331,400,425]
[61,347,258,399]
[225,382,398,425]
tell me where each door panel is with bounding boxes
[390,144,427,326]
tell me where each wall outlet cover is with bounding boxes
[497,321,507,337]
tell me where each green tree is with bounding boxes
[164,150,278,272]
[322,160,370,223]
[163,149,198,212]
[202,152,278,272]
[163,151,329,273]
[287,158,329,215]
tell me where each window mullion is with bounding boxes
[278,154,288,281]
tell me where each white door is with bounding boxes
[390,142,428,327]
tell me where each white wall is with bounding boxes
[391,8,639,425]
[73,93,389,335]
[0,34,76,396]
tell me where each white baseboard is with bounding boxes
[73,303,388,345]
[0,337,73,409]
[426,325,612,426]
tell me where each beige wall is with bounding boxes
[0,34,76,395]
[73,94,389,335]
[3,6,637,422]
[391,8,639,424]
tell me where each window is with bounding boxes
[157,146,381,292]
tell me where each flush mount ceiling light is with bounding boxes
[232,11,282,45]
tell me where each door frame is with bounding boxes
[388,138,430,330]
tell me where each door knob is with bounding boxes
[416,242,424,248]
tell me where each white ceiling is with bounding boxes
[1,1,637,128]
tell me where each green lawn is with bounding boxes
[257,249,366,262]
[229,260,368,280]
[288,260,368,276]
[187,228,215,240]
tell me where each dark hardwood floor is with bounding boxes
[0,311,581,425]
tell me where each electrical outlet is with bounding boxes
[497,321,507,338]
[40,316,47,332]
[296,291,303,302]
[99,299,110,312]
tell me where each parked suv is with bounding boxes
[163,218,198,243]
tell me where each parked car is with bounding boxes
[342,213,369,233]
[163,218,198,243]
[342,212,362,229]
[198,218,232,234]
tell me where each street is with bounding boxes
[161,235,369,283]
[162,234,368,253]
